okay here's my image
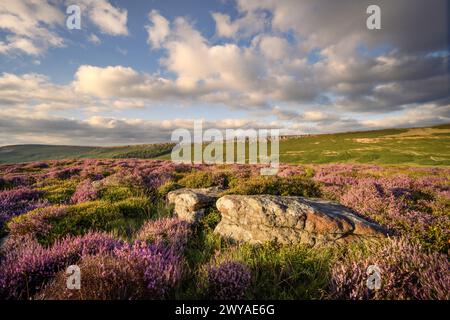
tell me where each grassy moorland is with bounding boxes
[278,124,450,166]
[0,159,448,300]
[0,143,175,164]
[0,124,448,300]
[1,124,449,166]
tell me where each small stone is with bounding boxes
[167,187,222,223]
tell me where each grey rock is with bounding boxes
[167,187,222,223]
[214,195,389,245]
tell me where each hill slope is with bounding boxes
[0,143,174,164]
[1,124,449,166]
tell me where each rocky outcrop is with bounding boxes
[167,187,222,223]
[214,195,389,246]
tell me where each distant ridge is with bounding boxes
[0,124,449,166]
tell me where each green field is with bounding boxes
[277,124,450,166]
[1,124,449,166]
[0,143,174,164]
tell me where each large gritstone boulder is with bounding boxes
[214,195,390,246]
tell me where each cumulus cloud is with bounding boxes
[146,10,170,49]
[0,0,128,56]
[212,9,267,39]
[80,0,128,36]
[0,0,64,55]
[0,111,279,146]
[138,5,449,114]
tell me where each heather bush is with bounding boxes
[37,253,145,300]
[226,175,321,197]
[0,187,45,217]
[206,261,251,300]
[71,179,98,203]
[0,174,35,189]
[135,217,191,253]
[8,198,153,245]
[0,177,6,190]
[99,185,136,202]
[47,167,81,180]
[177,171,229,189]
[157,180,181,197]
[0,188,47,234]
[329,238,449,300]
[314,168,450,252]
[114,241,183,298]
[7,206,67,240]
[38,179,78,204]
[0,232,121,299]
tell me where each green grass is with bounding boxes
[0,143,174,164]
[8,197,155,245]
[1,124,449,166]
[152,124,450,166]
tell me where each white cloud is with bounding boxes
[146,10,170,49]
[112,100,145,109]
[257,35,289,61]
[0,0,129,56]
[0,0,64,55]
[82,0,129,36]
[211,10,267,39]
[88,33,101,44]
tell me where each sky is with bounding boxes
[0,0,449,146]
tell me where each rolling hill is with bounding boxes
[1,124,449,166]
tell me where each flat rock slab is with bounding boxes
[167,187,222,223]
[214,195,390,246]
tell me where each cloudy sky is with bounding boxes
[0,0,449,146]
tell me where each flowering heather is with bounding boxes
[71,180,98,204]
[7,206,67,239]
[0,174,34,189]
[0,188,47,230]
[37,253,148,300]
[113,241,183,298]
[313,168,450,252]
[136,217,191,253]
[329,238,450,300]
[207,261,252,300]
[47,167,81,180]
[0,232,122,299]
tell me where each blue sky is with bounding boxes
[0,0,448,145]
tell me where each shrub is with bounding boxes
[0,188,45,215]
[8,198,153,245]
[206,261,251,300]
[0,188,47,234]
[157,180,181,197]
[38,240,183,300]
[329,238,450,300]
[39,179,78,204]
[37,253,147,300]
[226,175,321,197]
[178,171,229,189]
[71,180,98,203]
[99,186,135,202]
[114,241,183,298]
[47,167,81,180]
[0,232,121,299]
[135,217,191,253]
[7,206,67,240]
[0,175,35,189]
